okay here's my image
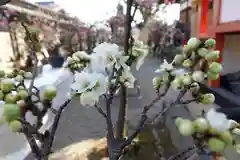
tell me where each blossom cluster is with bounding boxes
[0,69,57,133]
[152,37,239,155]
[66,41,148,106]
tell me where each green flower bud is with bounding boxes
[1,78,14,93]
[4,93,17,104]
[208,62,222,73]
[194,117,210,133]
[152,77,162,89]
[0,70,5,78]
[208,127,220,135]
[8,120,22,133]
[205,50,220,61]
[181,74,192,85]
[72,55,80,62]
[6,72,14,78]
[232,128,240,136]
[228,120,239,129]
[43,85,57,101]
[17,90,28,100]
[3,104,20,122]
[200,93,215,104]
[18,70,25,76]
[205,38,216,48]
[174,54,185,64]
[15,75,24,82]
[192,70,205,82]
[178,119,195,136]
[17,86,25,92]
[190,82,200,93]
[208,138,226,152]
[187,38,201,50]
[182,59,193,68]
[171,77,183,90]
[175,117,184,128]
[207,71,219,80]
[24,72,33,79]
[219,131,233,145]
[197,48,208,57]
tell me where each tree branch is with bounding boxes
[42,99,71,158]
[121,83,170,148]
[94,104,107,119]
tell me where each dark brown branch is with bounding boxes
[19,118,45,141]
[23,126,42,159]
[122,82,171,148]
[42,99,71,158]
[115,0,134,141]
[94,104,107,118]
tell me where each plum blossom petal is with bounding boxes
[206,108,229,132]
[92,72,108,95]
[71,72,97,93]
[155,59,174,73]
[80,91,99,106]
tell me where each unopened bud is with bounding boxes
[152,77,162,89]
[187,38,201,50]
[182,59,193,68]
[208,62,222,73]
[174,54,184,64]
[197,48,208,57]
[205,50,220,61]
[192,70,205,82]
[200,93,215,104]
[205,38,216,48]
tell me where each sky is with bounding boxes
[27,0,121,24]
[27,0,180,25]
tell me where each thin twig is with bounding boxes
[122,83,171,148]
[19,118,45,141]
[42,99,71,158]
[131,4,138,22]
[94,104,107,118]
[23,126,42,159]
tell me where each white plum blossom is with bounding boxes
[132,40,149,70]
[206,108,229,132]
[80,91,99,106]
[91,72,108,96]
[90,43,129,73]
[72,71,107,107]
[155,59,174,73]
[71,72,97,93]
[89,54,107,73]
[93,42,120,57]
[114,55,129,70]
[120,67,136,88]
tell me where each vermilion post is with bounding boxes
[199,0,209,34]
